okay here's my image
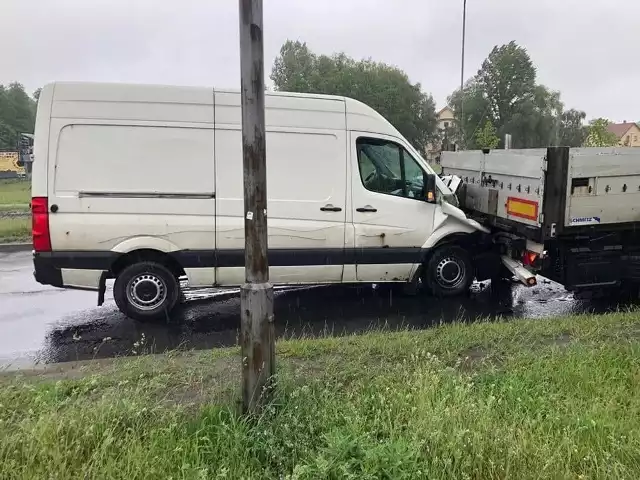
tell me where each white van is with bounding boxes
[31,82,491,321]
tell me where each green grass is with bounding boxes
[0,179,32,242]
[0,217,30,242]
[1,312,640,479]
[0,179,30,211]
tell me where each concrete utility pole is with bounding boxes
[238,0,275,413]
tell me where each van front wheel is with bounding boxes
[114,262,180,322]
[423,246,473,297]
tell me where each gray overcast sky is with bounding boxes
[1,0,638,121]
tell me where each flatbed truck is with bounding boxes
[441,146,640,295]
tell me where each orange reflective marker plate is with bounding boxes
[506,197,539,221]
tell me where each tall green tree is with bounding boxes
[0,83,36,150]
[449,41,567,150]
[584,118,618,147]
[558,109,587,147]
[0,122,16,150]
[271,40,438,151]
[477,41,537,128]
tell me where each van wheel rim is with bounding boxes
[127,274,167,311]
[435,257,465,289]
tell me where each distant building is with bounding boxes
[436,106,455,131]
[426,106,457,161]
[607,122,640,147]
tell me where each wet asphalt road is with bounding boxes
[0,250,637,368]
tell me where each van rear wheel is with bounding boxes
[423,246,473,297]
[114,262,180,322]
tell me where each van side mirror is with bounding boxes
[424,173,437,203]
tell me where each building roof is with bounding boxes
[437,106,454,117]
[606,122,638,138]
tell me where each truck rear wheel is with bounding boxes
[423,246,474,297]
[114,261,180,322]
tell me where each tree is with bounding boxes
[558,109,587,147]
[584,118,618,147]
[271,40,438,151]
[448,78,489,149]
[0,121,17,150]
[449,41,569,150]
[501,84,563,149]
[0,83,36,149]
[475,121,499,149]
[477,41,537,129]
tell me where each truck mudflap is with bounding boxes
[501,255,537,287]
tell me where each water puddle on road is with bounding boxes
[1,272,637,370]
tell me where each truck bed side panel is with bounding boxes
[482,149,546,228]
[566,148,640,227]
[441,149,547,241]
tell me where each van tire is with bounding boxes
[423,246,473,297]
[114,262,180,322]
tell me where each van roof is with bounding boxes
[45,81,401,138]
[49,80,352,103]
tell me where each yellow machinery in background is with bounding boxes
[0,152,26,178]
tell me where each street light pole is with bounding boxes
[460,0,467,146]
[238,0,275,414]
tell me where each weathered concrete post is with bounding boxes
[238,0,275,413]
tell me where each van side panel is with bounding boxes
[214,92,348,284]
[45,84,216,288]
[53,124,213,197]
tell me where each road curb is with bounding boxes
[0,242,32,253]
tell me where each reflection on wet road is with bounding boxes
[0,251,637,368]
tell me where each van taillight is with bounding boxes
[31,197,51,252]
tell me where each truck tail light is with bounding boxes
[522,250,539,267]
[31,197,52,252]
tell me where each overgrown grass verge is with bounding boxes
[0,217,30,242]
[0,179,30,206]
[1,312,639,479]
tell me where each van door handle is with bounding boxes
[356,206,377,213]
[320,204,342,212]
